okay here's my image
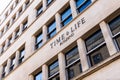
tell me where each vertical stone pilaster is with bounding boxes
[100,21,117,56]
[77,38,89,72]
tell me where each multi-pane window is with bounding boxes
[34,72,42,80]
[22,20,28,31]
[48,60,59,80]
[35,32,43,49]
[19,7,22,15]
[15,28,20,39]
[19,48,25,64]
[108,15,120,50]
[36,4,43,17]
[13,15,16,22]
[8,36,12,47]
[85,30,110,66]
[10,56,15,71]
[75,0,91,13]
[47,20,56,39]
[47,0,53,6]
[65,46,82,80]
[2,64,7,78]
[61,6,73,26]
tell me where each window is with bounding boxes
[85,30,110,66]
[61,6,73,26]
[1,43,5,54]
[108,15,120,50]
[47,0,53,6]
[36,4,43,17]
[19,47,25,64]
[75,0,91,13]
[34,72,42,80]
[15,28,20,39]
[13,15,16,22]
[8,36,12,47]
[19,7,22,15]
[48,60,59,80]
[25,0,30,7]
[47,20,56,39]
[2,64,7,78]
[10,56,15,71]
[35,32,43,49]
[22,20,28,31]
[65,46,82,80]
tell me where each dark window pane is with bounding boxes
[66,47,79,65]
[49,75,60,80]
[47,0,53,6]
[2,64,7,78]
[61,7,73,26]
[10,57,15,71]
[89,45,110,66]
[35,72,42,80]
[48,20,56,38]
[67,61,82,80]
[85,30,104,51]
[37,5,43,16]
[23,20,28,31]
[115,35,120,50]
[36,33,43,49]
[108,15,120,35]
[49,61,59,77]
[76,0,91,13]
[19,48,25,64]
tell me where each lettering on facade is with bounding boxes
[50,17,86,48]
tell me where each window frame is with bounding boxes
[36,4,43,17]
[19,47,25,64]
[61,6,73,27]
[35,32,43,49]
[48,60,59,80]
[34,71,42,80]
[9,56,15,71]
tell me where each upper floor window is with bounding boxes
[1,43,5,54]
[15,28,20,39]
[35,32,43,49]
[8,36,12,47]
[61,6,73,27]
[48,60,59,80]
[19,7,23,15]
[108,15,120,50]
[65,46,82,80]
[47,20,56,39]
[34,72,42,80]
[19,47,25,64]
[47,0,53,6]
[75,0,91,13]
[13,15,16,22]
[22,20,28,31]
[36,4,43,17]
[2,64,7,78]
[10,56,15,71]
[25,0,30,7]
[85,30,110,66]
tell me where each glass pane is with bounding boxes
[67,61,81,80]
[35,72,42,80]
[20,48,25,58]
[37,5,43,16]
[49,30,56,38]
[109,15,120,35]
[49,61,59,76]
[47,0,53,5]
[49,75,60,80]
[48,21,56,33]
[36,33,42,43]
[66,47,79,65]
[116,35,120,50]
[77,0,91,12]
[62,15,72,26]
[61,7,72,21]
[89,45,110,66]
[85,30,104,51]
[76,0,86,7]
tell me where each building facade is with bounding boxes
[0,0,120,80]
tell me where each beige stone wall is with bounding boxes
[0,0,120,80]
